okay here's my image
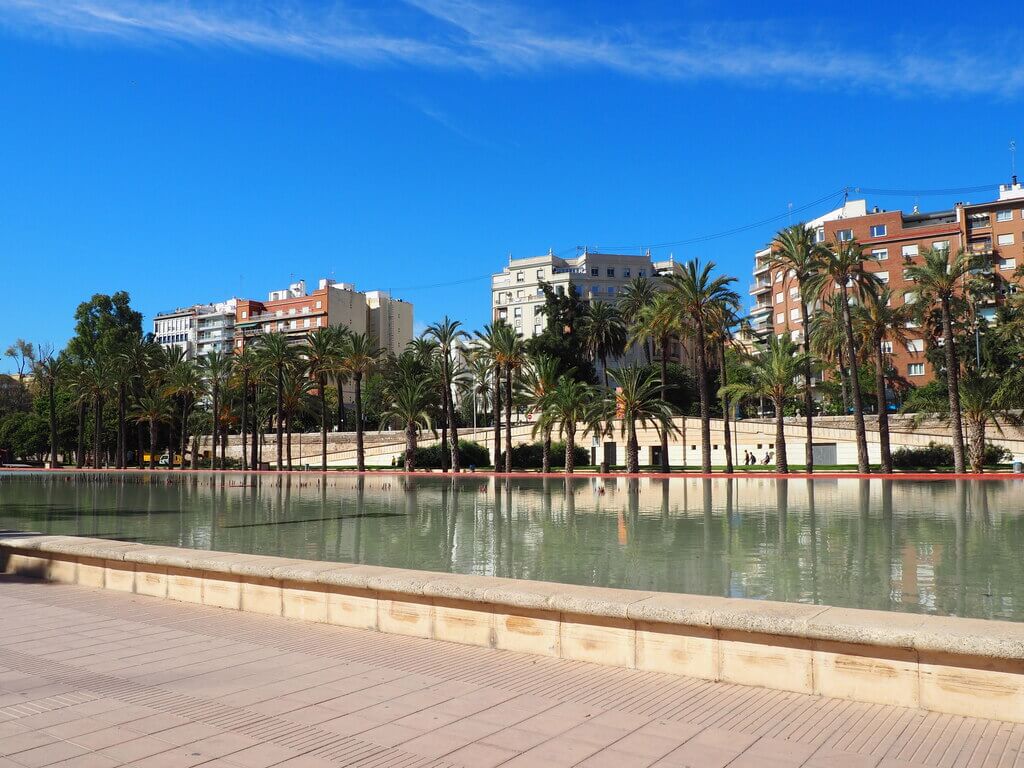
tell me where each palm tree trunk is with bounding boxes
[76,400,86,468]
[117,383,126,469]
[354,373,365,472]
[92,393,102,469]
[695,325,712,473]
[240,375,249,471]
[319,373,327,471]
[492,366,502,469]
[800,300,814,473]
[627,419,638,474]
[659,335,670,473]
[276,365,284,470]
[565,425,576,474]
[837,346,851,414]
[718,340,733,474]
[840,286,870,473]
[440,421,448,473]
[149,418,157,470]
[337,378,346,432]
[601,354,609,389]
[774,396,789,473]
[873,340,892,473]
[941,298,966,473]
[180,397,190,471]
[405,422,416,471]
[966,416,985,474]
[250,386,260,470]
[48,380,58,469]
[542,430,551,474]
[286,418,293,471]
[211,385,219,470]
[445,359,461,472]
[504,368,513,473]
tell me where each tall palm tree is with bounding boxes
[256,334,294,470]
[579,300,627,388]
[119,337,156,468]
[770,224,821,473]
[609,365,679,473]
[491,322,524,472]
[465,349,492,435]
[380,378,434,471]
[340,332,381,472]
[720,336,811,473]
[199,350,233,470]
[665,260,739,473]
[632,292,685,472]
[705,300,738,473]
[34,353,64,468]
[280,363,314,470]
[304,328,342,470]
[131,392,173,470]
[164,360,203,470]
[232,347,260,471]
[540,376,601,474]
[158,346,186,469]
[617,276,658,364]
[82,358,112,469]
[853,287,910,473]
[809,296,852,414]
[67,364,91,468]
[904,246,976,474]
[522,353,564,473]
[807,238,881,473]
[427,317,468,472]
[474,324,507,469]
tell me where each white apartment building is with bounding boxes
[491,249,683,340]
[153,300,237,361]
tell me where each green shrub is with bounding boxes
[507,441,590,469]
[412,440,491,469]
[892,441,1011,469]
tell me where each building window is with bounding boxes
[302,306,310,314]
[902,244,919,258]
[774,292,783,304]
[534,324,542,335]
[997,210,1013,222]
[536,269,544,279]
[814,227,825,243]
[317,318,322,327]
[303,318,310,328]
[998,233,1015,246]
[876,271,889,284]
[606,268,615,278]
[513,307,522,317]
[606,286,614,294]
[288,308,296,315]
[775,313,784,324]
[774,271,783,283]
[881,341,893,353]
[1000,258,1017,271]
[591,268,599,277]
[870,224,887,237]
[237,340,243,348]
[903,292,917,305]
[638,269,646,277]
[516,289,524,298]
[933,240,950,251]
[289,320,297,329]
[837,229,853,242]
[906,339,924,353]
[624,268,631,278]
[516,272,525,283]
[789,308,800,322]
[871,248,888,261]
[241,311,247,319]
[315,301,322,309]
[789,286,799,298]
[908,363,925,377]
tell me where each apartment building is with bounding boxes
[234,279,367,351]
[366,290,413,355]
[153,300,237,361]
[750,179,1024,390]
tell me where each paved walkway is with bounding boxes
[1,577,1021,768]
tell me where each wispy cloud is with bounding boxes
[1,0,1023,97]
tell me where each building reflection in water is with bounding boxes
[2,472,1023,622]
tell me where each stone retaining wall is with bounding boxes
[4,535,1023,722]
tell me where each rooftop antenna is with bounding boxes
[1011,139,1018,184]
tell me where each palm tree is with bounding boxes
[465,349,492,435]
[67,364,91,468]
[256,334,294,470]
[131,392,173,470]
[34,353,64,468]
[853,287,910,473]
[82,358,112,469]
[809,296,852,414]
[164,360,203,470]
[427,317,468,472]
[522,353,564,473]
[770,224,821,473]
[665,260,739,473]
[578,300,627,388]
[540,376,601,474]
[491,323,524,472]
[199,350,233,470]
[705,300,739,473]
[119,337,156,468]
[232,347,260,471]
[280,363,314,470]
[720,336,810,473]
[474,324,507,469]
[609,365,679,473]
[807,238,881,473]
[904,246,976,474]
[617,276,658,364]
[339,332,381,471]
[632,292,684,472]
[304,328,342,470]
[380,378,433,471]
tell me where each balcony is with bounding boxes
[750,303,771,316]
[749,280,772,295]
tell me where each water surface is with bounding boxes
[2,471,1022,622]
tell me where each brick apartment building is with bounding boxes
[750,179,1024,394]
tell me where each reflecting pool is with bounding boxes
[2,471,1023,622]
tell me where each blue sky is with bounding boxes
[2,0,1023,370]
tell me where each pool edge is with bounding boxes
[3,535,1023,723]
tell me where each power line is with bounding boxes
[854,184,997,197]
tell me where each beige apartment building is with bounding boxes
[366,290,413,356]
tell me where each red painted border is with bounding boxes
[1,466,1020,481]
